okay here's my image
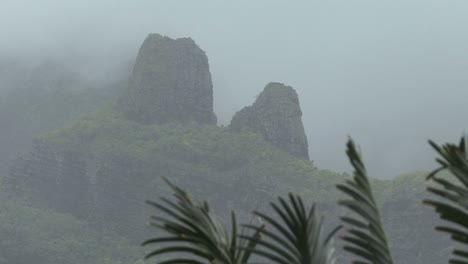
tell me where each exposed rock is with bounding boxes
[229,82,309,159]
[118,33,217,125]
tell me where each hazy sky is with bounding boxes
[2,0,468,178]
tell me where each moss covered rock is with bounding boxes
[118,33,217,125]
[229,82,309,159]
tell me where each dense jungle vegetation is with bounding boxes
[0,35,466,264]
[0,73,463,263]
[142,137,468,264]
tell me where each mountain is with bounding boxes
[229,82,309,159]
[3,33,451,263]
[118,33,217,125]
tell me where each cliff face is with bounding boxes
[118,33,217,125]
[229,82,309,159]
[3,32,455,264]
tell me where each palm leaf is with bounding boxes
[142,177,262,264]
[336,138,394,264]
[424,136,468,263]
[242,193,341,264]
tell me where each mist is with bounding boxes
[4,2,468,263]
[2,0,468,178]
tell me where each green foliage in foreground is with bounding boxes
[143,177,262,264]
[243,194,341,264]
[144,178,340,264]
[424,137,468,263]
[336,139,394,263]
[143,136,468,264]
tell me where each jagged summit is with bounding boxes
[229,82,309,159]
[118,33,217,125]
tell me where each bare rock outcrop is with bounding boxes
[118,33,217,125]
[229,82,309,159]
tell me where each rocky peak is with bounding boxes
[229,82,309,159]
[118,33,217,125]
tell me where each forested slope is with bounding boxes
[0,34,453,263]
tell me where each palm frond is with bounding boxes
[142,177,262,264]
[336,138,394,264]
[243,193,341,264]
[424,136,468,263]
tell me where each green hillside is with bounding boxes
[0,192,142,264]
[1,34,455,264]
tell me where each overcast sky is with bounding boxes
[1,0,468,178]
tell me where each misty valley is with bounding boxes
[2,1,468,262]
[0,32,466,264]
